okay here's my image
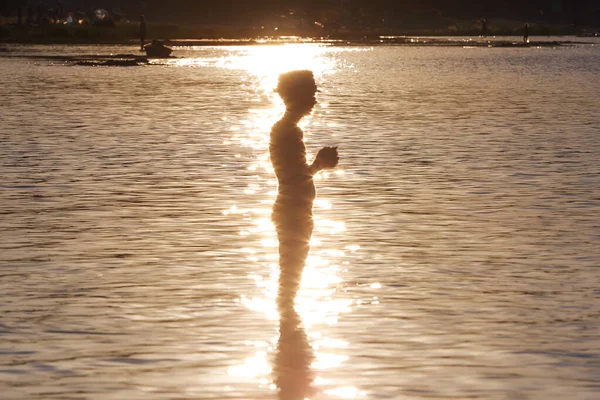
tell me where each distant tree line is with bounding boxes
[2,0,599,27]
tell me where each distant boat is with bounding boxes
[144,40,172,58]
[577,31,599,37]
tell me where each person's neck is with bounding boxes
[282,110,305,125]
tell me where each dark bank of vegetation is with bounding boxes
[0,20,593,45]
[1,0,599,43]
[0,22,181,44]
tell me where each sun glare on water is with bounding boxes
[221,44,336,92]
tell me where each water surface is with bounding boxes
[1,41,600,399]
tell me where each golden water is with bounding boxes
[1,42,599,399]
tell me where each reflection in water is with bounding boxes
[275,306,314,400]
[271,70,339,399]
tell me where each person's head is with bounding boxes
[276,70,318,116]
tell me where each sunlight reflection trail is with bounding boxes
[222,45,365,398]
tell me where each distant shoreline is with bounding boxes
[1,20,598,46]
[0,36,597,50]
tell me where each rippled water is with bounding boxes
[1,40,600,399]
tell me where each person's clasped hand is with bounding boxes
[315,146,339,169]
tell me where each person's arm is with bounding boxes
[309,158,322,175]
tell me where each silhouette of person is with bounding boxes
[53,2,63,24]
[26,6,34,25]
[270,70,338,309]
[36,2,43,25]
[140,15,147,51]
[269,70,338,399]
[523,23,529,44]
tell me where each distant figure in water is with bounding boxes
[270,69,338,400]
[139,15,147,51]
[523,23,530,44]
[270,70,338,309]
